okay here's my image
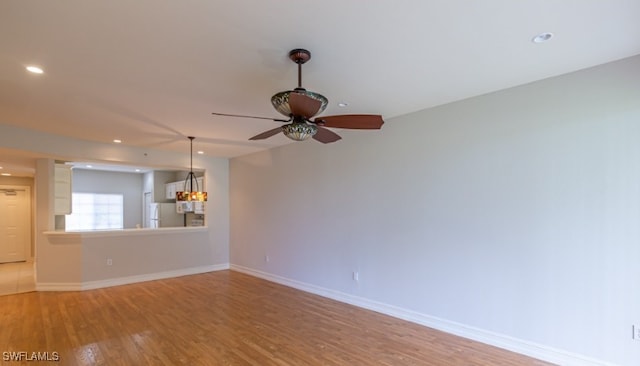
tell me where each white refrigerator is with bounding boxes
[149,203,184,228]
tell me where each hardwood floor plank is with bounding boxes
[0,271,554,365]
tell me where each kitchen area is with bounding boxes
[54,164,207,232]
[33,156,228,293]
[144,169,206,229]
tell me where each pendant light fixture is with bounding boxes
[176,136,207,202]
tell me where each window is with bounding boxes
[65,193,124,230]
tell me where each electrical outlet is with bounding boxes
[633,325,640,341]
[352,271,359,281]
[106,258,113,266]
[264,255,270,263]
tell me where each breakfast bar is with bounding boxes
[39,226,219,291]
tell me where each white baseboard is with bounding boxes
[36,263,230,291]
[230,264,616,366]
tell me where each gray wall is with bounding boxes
[230,55,640,365]
[72,169,144,229]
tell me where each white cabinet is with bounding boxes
[165,182,179,200]
[54,164,72,215]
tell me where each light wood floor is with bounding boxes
[0,271,554,365]
[0,261,35,296]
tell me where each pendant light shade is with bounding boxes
[176,136,207,202]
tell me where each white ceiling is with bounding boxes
[1,0,639,174]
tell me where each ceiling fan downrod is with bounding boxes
[289,48,311,90]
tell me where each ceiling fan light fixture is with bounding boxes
[271,90,328,117]
[282,123,317,141]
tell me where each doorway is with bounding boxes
[0,185,31,263]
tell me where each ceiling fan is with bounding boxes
[211,49,384,143]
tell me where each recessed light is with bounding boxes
[532,32,554,43]
[113,139,122,144]
[197,151,204,155]
[26,66,44,74]
[338,102,348,107]
[1,173,11,176]
[135,169,141,172]
[86,165,93,168]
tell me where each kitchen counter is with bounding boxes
[44,226,207,240]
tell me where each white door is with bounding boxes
[0,186,31,263]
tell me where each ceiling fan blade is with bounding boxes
[212,112,289,123]
[289,92,322,118]
[314,114,384,129]
[313,126,342,144]
[249,127,283,140]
